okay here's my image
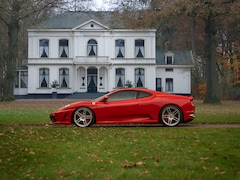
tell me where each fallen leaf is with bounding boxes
[136,161,145,166]
[56,168,66,175]
[29,151,35,155]
[199,157,209,162]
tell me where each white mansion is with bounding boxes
[14,11,194,98]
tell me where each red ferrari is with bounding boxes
[50,88,195,127]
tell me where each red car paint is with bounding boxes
[50,88,195,127]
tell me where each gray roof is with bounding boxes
[31,11,124,29]
[156,50,194,66]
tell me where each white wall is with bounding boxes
[23,25,191,96]
[156,67,191,94]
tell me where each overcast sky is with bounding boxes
[93,0,116,11]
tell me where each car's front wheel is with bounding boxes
[160,105,182,127]
[73,107,95,127]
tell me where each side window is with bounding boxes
[137,91,152,99]
[108,90,137,102]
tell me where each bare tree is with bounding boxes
[116,0,240,103]
[0,0,66,100]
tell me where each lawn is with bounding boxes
[0,100,239,125]
[0,99,240,179]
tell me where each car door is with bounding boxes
[136,91,159,122]
[95,90,138,123]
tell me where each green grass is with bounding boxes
[0,100,239,125]
[194,100,240,124]
[0,127,240,179]
[0,100,240,179]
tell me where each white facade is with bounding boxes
[14,13,194,98]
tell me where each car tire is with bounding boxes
[160,105,182,127]
[73,107,95,127]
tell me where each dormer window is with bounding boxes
[167,56,173,64]
[165,52,174,64]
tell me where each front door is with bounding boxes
[87,68,97,92]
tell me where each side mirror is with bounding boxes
[102,96,108,102]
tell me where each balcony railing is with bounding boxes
[112,58,156,65]
[27,57,156,65]
[74,56,110,64]
[28,58,74,65]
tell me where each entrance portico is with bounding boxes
[77,66,108,93]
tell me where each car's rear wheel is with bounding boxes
[73,107,95,127]
[160,105,182,127]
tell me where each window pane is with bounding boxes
[20,71,28,88]
[167,56,173,64]
[39,68,49,87]
[115,39,125,58]
[15,71,19,88]
[87,39,97,56]
[59,39,69,58]
[135,68,145,87]
[156,78,162,91]
[59,40,68,46]
[135,40,144,46]
[59,68,69,88]
[88,39,97,44]
[166,78,173,92]
[39,39,49,58]
[135,39,144,58]
[137,91,152,98]
[115,68,125,87]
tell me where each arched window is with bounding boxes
[59,68,69,88]
[135,68,145,87]
[59,39,69,58]
[39,68,49,87]
[135,39,144,58]
[39,39,49,58]
[87,39,97,56]
[115,68,125,87]
[115,39,125,58]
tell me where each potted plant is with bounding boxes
[51,80,59,98]
[125,80,133,88]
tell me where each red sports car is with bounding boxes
[50,88,195,127]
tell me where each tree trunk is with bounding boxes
[203,16,220,104]
[3,21,19,101]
